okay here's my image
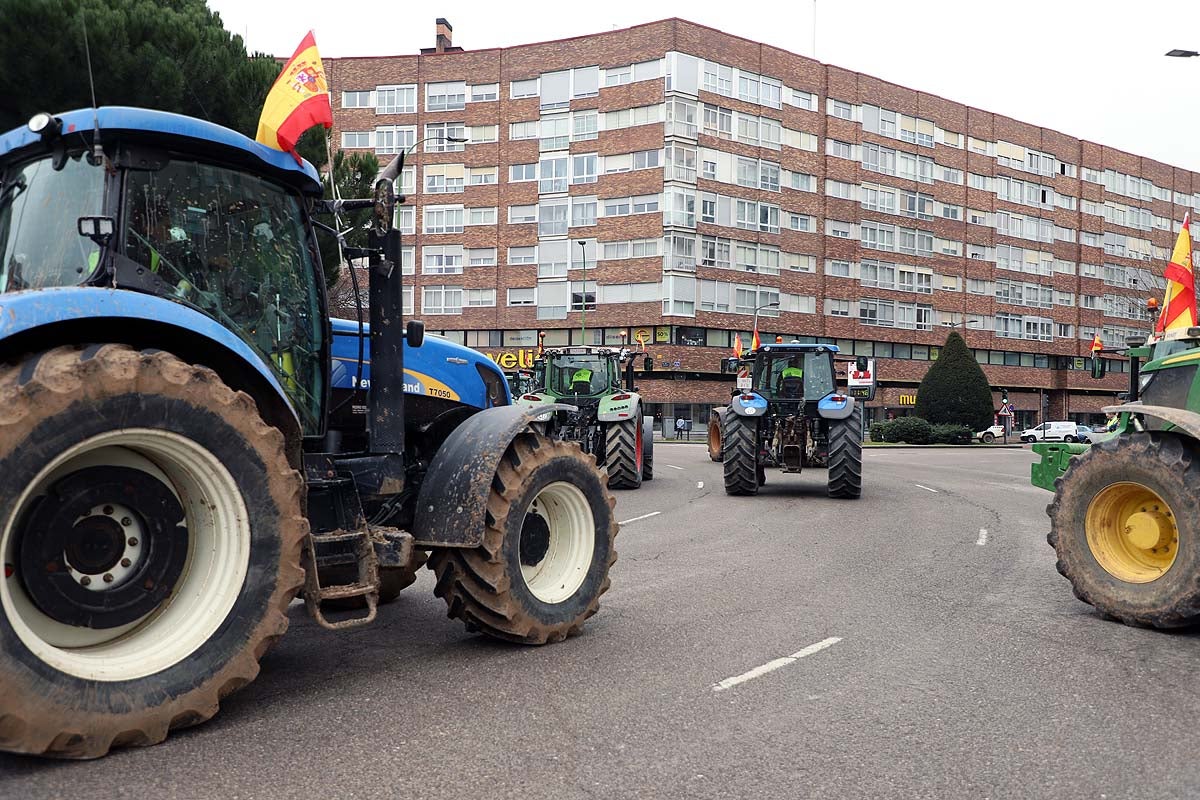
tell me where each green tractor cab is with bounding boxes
[514,346,654,489]
[708,343,871,497]
[1032,326,1200,628]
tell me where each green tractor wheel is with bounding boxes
[604,418,643,490]
[722,409,759,496]
[1048,432,1200,628]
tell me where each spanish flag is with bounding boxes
[750,327,761,351]
[1155,212,1198,335]
[256,31,333,164]
[1090,333,1103,353]
[732,334,743,359]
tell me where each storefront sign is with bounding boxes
[487,349,538,369]
[898,393,917,406]
[655,326,671,343]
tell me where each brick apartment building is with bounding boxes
[323,17,1200,431]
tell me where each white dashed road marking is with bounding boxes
[697,481,704,489]
[619,511,661,525]
[977,528,988,546]
[712,637,843,692]
[665,464,685,471]
[914,484,939,493]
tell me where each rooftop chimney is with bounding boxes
[435,18,452,53]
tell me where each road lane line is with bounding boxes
[619,511,661,525]
[665,464,685,470]
[711,637,842,692]
[697,481,704,489]
[977,528,988,546]
[914,484,939,493]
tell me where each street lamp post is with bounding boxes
[751,300,780,348]
[577,240,589,341]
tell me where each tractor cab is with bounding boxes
[0,107,328,431]
[750,345,838,402]
[544,348,618,400]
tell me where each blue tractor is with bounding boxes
[710,343,868,497]
[0,108,618,758]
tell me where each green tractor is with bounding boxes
[1031,326,1200,627]
[515,347,654,489]
[707,343,871,497]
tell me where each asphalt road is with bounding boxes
[5,444,1200,799]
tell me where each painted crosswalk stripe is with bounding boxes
[618,511,661,525]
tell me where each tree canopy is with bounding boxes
[0,0,282,142]
[914,330,996,431]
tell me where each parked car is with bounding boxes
[975,424,1006,443]
[1074,425,1093,444]
[1018,421,1080,443]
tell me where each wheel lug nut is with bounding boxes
[121,517,132,527]
[120,558,131,568]
[102,573,114,583]
[80,576,91,586]
[128,537,139,547]
[103,505,114,515]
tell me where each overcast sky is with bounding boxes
[210,0,1200,172]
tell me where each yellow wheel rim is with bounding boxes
[1086,482,1179,583]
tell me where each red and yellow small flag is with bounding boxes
[1090,333,1103,353]
[732,334,743,359]
[256,31,333,164]
[750,328,761,351]
[1155,212,1198,335]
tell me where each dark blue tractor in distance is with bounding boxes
[0,108,617,758]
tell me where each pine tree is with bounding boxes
[914,330,995,431]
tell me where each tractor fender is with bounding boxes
[818,394,856,420]
[411,403,576,547]
[729,391,768,417]
[513,392,557,421]
[0,287,297,429]
[597,392,640,422]
[1104,403,1200,441]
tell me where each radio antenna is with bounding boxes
[81,10,103,166]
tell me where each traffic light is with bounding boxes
[1001,388,1009,405]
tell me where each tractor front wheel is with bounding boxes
[707,409,725,462]
[827,405,863,499]
[1048,432,1200,628]
[722,409,759,496]
[428,433,617,643]
[604,418,643,490]
[0,346,305,758]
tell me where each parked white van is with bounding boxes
[1018,421,1082,442]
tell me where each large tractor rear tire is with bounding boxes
[722,409,759,496]
[641,417,655,481]
[428,433,617,644]
[708,408,726,462]
[1048,432,1200,628]
[0,345,305,758]
[604,418,643,490]
[827,405,863,499]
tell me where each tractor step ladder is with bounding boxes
[302,528,380,630]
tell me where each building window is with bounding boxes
[341,131,371,149]
[425,81,465,112]
[423,246,463,274]
[827,99,853,120]
[571,154,598,185]
[510,78,539,98]
[507,204,537,224]
[374,125,416,155]
[573,110,598,141]
[507,288,536,306]
[510,163,537,183]
[424,122,465,152]
[343,91,373,109]
[422,285,463,314]
[468,248,497,266]
[508,247,536,265]
[510,121,538,140]
[467,207,497,226]
[376,85,416,114]
[469,83,498,102]
[538,157,569,193]
[423,206,464,234]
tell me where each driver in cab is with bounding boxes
[569,365,593,394]
[777,356,804,398]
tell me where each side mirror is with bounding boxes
[856,355,869,372]
[1090,357,1106,380]
[406,319,425,348]
[372,178,396,235]
[643,356,654,372]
